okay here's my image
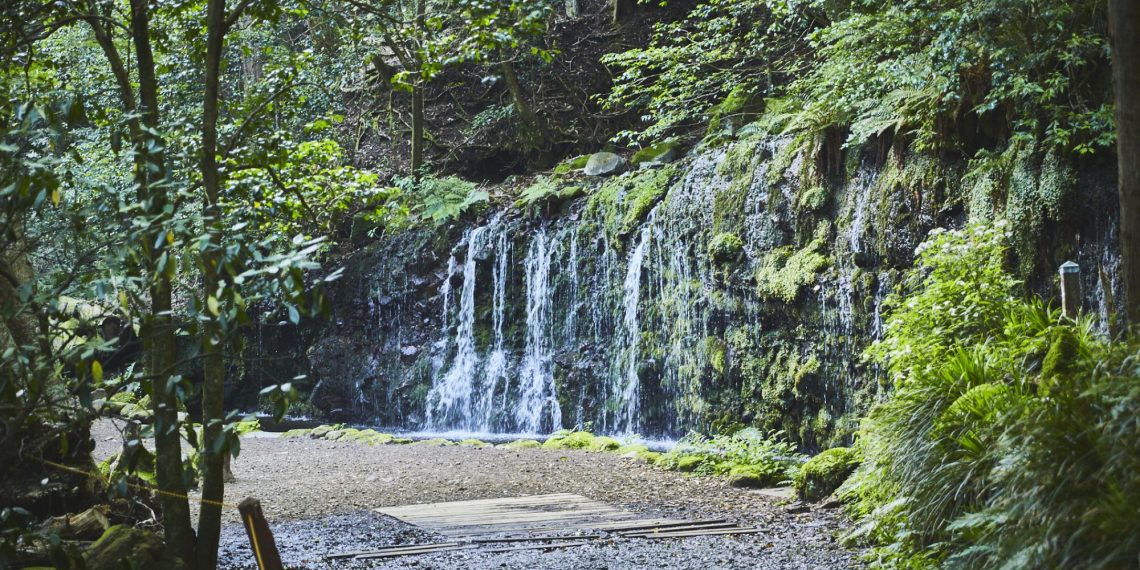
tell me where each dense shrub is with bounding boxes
[844,221,1140,569]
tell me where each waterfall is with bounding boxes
[516,230,563,434]
[427,223,493,430]
[477,230,511,430]
[616,216,653,434]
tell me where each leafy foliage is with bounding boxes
[605,0,1113,165]
[844,221,1140,569]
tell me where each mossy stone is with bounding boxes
[413,437,457,446]
[674,455,705,472]
[631,141,680,166]
[617,443,650,456]
[588,436,621,452]
[459,438,490,448]
[279,428,312,439]
[727,464,778,488]
[793,447,861,501]
[500,439,542,449]
[310,425,334,439]
[542,431,596,450]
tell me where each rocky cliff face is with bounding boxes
[292,134,1120,450]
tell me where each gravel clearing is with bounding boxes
[91,423,861,569]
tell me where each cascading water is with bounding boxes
[514,230,564,433]
[615,216,653,434]
[427,222,494,430]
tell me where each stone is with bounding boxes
[583,152,626,176]
[631,141,680,166]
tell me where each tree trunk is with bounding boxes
[500,62,539,129]
[196,1,228,568]
[1112,0,1140,326]
[410,0,426,180]
[129,0,197,564]
[411,81,424,179]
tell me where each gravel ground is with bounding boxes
[91,422,861,569]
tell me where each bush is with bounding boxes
[843,220,1138,569]
[794,447,860,501]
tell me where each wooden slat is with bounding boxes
[624,527,762,539]
[326,542,461,560]
[472,534,602,544]
[600,518,729,532]
[482,541,592,554]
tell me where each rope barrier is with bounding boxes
[36,457,239,510]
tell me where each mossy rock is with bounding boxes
[412,437,457,447]
[617,443,650,456]
[309,425,335,439]
[85,525,188,570]
[542,431,596,450]
[793,447,861,501]
[500,439,542,450]
[708,233,743,265]
[459,439,490,448]
[279,428,312,439]
[673,455,705,472]
[727,464,780,489]
[637,450,664,465]
[631,141,680,166]
[391,437,414,444]
[588,436,622,452]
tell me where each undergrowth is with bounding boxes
[843,221,1140,569]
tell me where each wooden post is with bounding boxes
[1060,261,1081,319]
[238,498,284,570]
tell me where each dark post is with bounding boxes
[238,498,284,570]
[1060,261,1081,319]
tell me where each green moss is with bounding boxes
[708,233,743,265]
[797,184,828,212]
[542,431,597,450]
[754,223,831,302]
[793,447,861,501]
[727,464,782,488]
[500,439,542,449]
[279,428,312,439]
[556,154,590,173]
[413,437,458,446]
[637,450,664,464]
[588,436,622,452]
[674,455,706,472]
[459,438,490,448]
[617,443,650,456]
[309,425,336,439]
[631,140,679,165]
[584,165,680,240]
[391,437,414,444]
[704,336,727,374]
[707,85,757,136]
[1042,328,1079,381]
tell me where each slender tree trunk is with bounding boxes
[411,81,424,178]
[410,0,426,180]
[0,218,37,350]
[196,1,228,568]
[1111,0,1140,326]
[500,62,539,128]
[129,0,197,564]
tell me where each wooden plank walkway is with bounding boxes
[374,493,686,538]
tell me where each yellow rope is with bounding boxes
[37,457,240,510]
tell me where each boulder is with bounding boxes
[583,152,626,176]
